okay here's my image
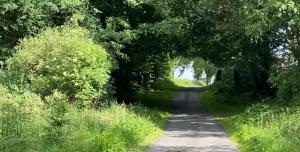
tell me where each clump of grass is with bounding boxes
[200,90,300,152]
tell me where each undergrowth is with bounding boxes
[0,85,170,152]
[201,90,300,152]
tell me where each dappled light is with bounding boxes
[147,89,238,152]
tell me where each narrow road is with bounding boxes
[147,87,239,152]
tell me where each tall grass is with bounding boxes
[1,103,169,152]
[0,87,170,152]
[49,104,169,152]
[1,78,178,152]
[201,90,300,152]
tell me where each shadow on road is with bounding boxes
[147,86,239,152]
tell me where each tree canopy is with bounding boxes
[1,0,300,102]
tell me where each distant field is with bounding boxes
[173,79,206,87]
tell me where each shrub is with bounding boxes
[45,91,69,143]
[8,27,113,106]
[269,66,300,102]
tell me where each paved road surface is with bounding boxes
[147,87,239,152]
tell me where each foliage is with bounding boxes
[138,90,174,111]
[57,104,169,152]
[0,85,45,152]
[192,57,217,84]
[223,103,300,152]
[0,0,90,63]
[200,90,244,115]
[243,0,300,63]
[45,91,69,143]
[3,0,300,150]
[7,26,113,106]
[94,17,137,60]
[201,89,300,152]
[89,0,191,102]
[151,78,179,91]
[137,77,182,111]
[1,98,169,152]
[211,69,255,104]
[269,66,300,102]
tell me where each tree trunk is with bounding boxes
[216,70,222,81]
[297,40,300,70]
[234,67,240,86]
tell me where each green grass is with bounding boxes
[141,78,198,111]
[1,103,169,152]
[151,78,206,91]
[52,104,169,152]
[138,90,174,112]
[1,79,177,152]
[200,90,243,116]
[200,90,300,152]
[152,79,179,91]
[0,84,171,152]
[173,79,206,87]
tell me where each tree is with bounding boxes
[193,58,217,85]
[0,0,89,62]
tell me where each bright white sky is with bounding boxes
[174,63,195,80]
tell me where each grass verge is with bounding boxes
[53,104,169,152]
[0,85,171,152]
[1,102,169,152]
[1,78,178,152]
[200,90,300,152]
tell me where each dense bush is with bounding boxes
[269,66,300,102]
[8,27,113,106]
[212,69,253,104]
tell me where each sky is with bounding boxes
[173,63,195,80]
